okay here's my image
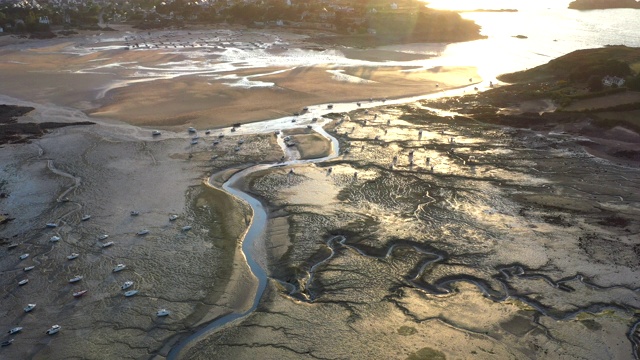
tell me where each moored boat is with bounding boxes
[46,223,57,228]
[24,304,36,312]
[69,275,83,283]
[137,229,149,236]
[1,339,13,347]
[19,254,29,260]
[152,130,161,136]
[7,243,18,250]
[169,214,178,221]
[46,325,61,335]
[113,264,126,272]
[18,279,28,286]
[101,241,114,248]
[24,266,35,271]
[156,309,170,317]
[188,127,196,133]
[73,290,88,298]
[98,234,109,240]
[181,225,192,231]
[130,210,140,216]
[121,281,133,290]
[8,327,22,335]
[124,290,138,297]
[67,253,79,260]
[81,215,91,221]
[50,235,61,242]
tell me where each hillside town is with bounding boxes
[0,0,483,43]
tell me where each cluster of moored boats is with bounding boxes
[3,211,186,347]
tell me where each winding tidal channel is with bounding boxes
[166,83,508,357]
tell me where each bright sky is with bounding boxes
[423,0,573,11]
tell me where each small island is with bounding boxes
[569,0,640,10]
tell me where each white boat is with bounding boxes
[19,253,29,260]
[24,304,36,312]
[101,241,114,248]
[50,235,61,242]
[98,234,109,240]
[156,309,170,317]
[67,253,79,260]
[124,290,138,297]
[24,266,35,271]
[8,327,22,335]
[188,127,196,133]
[137,229,149,236]
[81,215,91,221]
[169,214,178,221]
[46,325,61,335]
[113,264,126,272]
[152,130,161,136]
[73,290,88,298]
[121,281,133,290]
[181,225,192,232]
[130,210,140,216]
[18,279,28,286]
[46,223,57,228]
[69,275,83,283]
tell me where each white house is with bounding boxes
[602,75,625,87]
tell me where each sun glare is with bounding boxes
[423,0,571,11]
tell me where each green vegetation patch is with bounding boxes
[406,347,446,360]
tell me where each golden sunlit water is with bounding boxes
[424,0,572,11]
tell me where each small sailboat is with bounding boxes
[73,290,88,298]
[19,254,29,260]
[24,304,36,312]
[46,325,61,335]
[156,309,170,317]
[50,235,61,242]
[124,290,138,297]
[101,241,114,248]
[113,264,126,272]
[137,229,149,236]
[98,234,109,240]
[121,281,133,290]
[67,253,79,260]
[69,275,83,283]
[24,266,35,271]
[81,215,91,221]
[18,279,29,286]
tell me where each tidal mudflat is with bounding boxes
[183,104,640,359]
